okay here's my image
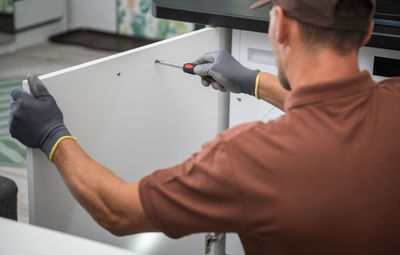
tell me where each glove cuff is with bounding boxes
[40,125,75,161]
[255,73,261,99]
[240,69,260,96]
[49,136,77,162]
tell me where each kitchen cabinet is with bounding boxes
[14,0,63,31]
[27,27,230,255]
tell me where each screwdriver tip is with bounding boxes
[155,59,160,64]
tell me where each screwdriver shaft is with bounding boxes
[155,60,183,69]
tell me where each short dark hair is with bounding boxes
[297,0,373,55]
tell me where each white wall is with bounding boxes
[67,0,116,32]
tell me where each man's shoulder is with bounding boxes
[377,77,400,95]
[221,116,292,145]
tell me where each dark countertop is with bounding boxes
[152,0,400,51]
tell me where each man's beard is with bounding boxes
[278,66,292,91]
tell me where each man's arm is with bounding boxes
[52,138,158,236]
[258,72,289,111]
[193,50,289,111]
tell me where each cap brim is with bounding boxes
[250,0,272,10]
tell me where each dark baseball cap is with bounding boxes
[250,0,375,32]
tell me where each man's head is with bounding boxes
[252,0,375,90]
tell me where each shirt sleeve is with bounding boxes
[139,133,247,239]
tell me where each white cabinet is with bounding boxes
[27,27,229,255]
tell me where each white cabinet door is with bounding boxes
[27,28,226,255]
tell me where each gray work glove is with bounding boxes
[9,75,74,161]
[193,50,260,96]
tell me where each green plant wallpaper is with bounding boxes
[117,0,195,40]
[0,77,26,167]
[0,0,13,14]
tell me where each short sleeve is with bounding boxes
[139,133,246,238]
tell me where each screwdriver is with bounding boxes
[155,59,215,83]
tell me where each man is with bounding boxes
[9,0,400,254]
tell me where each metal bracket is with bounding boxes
[205,233,225,255]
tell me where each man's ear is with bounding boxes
[361,22,374,47]
[275,6,289,45]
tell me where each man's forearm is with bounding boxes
[52,139,157,235]
[258,72,289,111]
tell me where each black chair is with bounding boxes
[0,176,18,220]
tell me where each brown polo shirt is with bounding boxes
[139,71,400,255]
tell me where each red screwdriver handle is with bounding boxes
[183,63,215,83]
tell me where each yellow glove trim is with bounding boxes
[255,73,261,99]
[49,136,77,162]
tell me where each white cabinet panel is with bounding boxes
[27,28,224,255]
[226,233,245,255]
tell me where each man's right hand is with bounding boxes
[193,50,260,96]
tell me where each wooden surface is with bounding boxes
[27,28,225,255]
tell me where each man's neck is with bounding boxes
[288,48,361,90]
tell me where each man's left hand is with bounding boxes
[9,75,73,160]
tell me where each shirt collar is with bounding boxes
[284,71,377,111]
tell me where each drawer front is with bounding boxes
[14,0,63,31]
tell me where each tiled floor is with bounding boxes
[0,42,116,79]
[0,41,116,223]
